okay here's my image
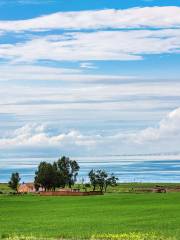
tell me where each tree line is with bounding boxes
[8,156,118,193]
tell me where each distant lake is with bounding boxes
[1,155,180,183]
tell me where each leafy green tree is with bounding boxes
[88,169,118,192]
[8,172,21,193]
[96,170,108,192]
[88,169,97,191]
[104,174,118,192]
[34,181,41,192]
[57,156,80,188]
[57,156,70,187]
[69,160,80,188]
[52,161,65,188]
[34,157,80,191]
[34,162,57,191]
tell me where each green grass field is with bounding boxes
[0,193,180,239]
[0,184,11,194]
[2,182,180,194]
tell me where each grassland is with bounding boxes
[1,182,180,194]
[0,183,11,194]
[0,192,180,239]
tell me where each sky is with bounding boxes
[0,0,180,159]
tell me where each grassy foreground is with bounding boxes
[0,193,180,239]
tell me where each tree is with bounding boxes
[57,156,80,188]
[88,169,97,191]
[96,170,108,192]
[57,156,70,188]
[88,169,118,192]
[34,181,41,192]
[104,174,118,192]
[69,160,80,188]
[34,157,80,191]
[34,162,57,191]
[8,172,21,193]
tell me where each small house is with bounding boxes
[18,183,36,193]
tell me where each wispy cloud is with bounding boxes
[1,29,180,63]
[0,64,135,81]
[0,7,180,63]
[80,62,97,69]
[0,7,180,32]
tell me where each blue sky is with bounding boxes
[0,0,180,159]
[0,0,179,18]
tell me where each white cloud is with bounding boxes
[1,108,180,155]
[0,64,134,82]
[0,32,141,62]
[0,123,98,149]
[0,7,180,32]
[0,65,82,81]
[0,78,180,120]
[80,62,97,69]
[1,29,180,62]
[129,108,180,144]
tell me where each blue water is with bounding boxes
[1,156,180,183]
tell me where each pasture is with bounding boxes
[0,193,180,239]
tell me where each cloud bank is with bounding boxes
[1,108,180,155]
[129,107,180,144]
